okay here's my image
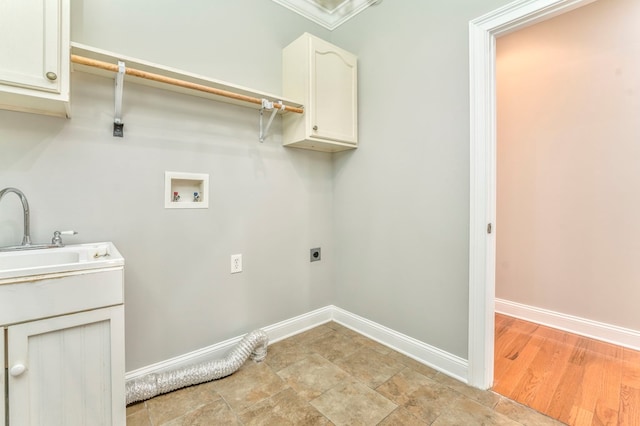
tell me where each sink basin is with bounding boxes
[0,242,124,280]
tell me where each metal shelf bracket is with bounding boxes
[113,61,125,137]
[259,98,285,143]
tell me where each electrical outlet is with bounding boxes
[310,247,321,262]
[231,254,242,273]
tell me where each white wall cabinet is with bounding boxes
[0,0,70,117]
[0,262,125,425]
[283,33,358,152]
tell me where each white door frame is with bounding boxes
[467,0,597,389]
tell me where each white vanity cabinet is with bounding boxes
[282,33,358,152]
[0,0,71,117]
[0,245,126,426]
[6,306,124,425]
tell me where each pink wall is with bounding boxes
[496,0,640,330]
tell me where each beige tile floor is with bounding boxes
[127,322,563,425]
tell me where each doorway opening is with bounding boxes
[467,0,598,390]
[475,0,640,422]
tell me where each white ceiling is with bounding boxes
[271,0,380,30]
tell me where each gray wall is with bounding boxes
[0,0,518,370]
[0,0,334,371]
[331,0,511,358]
[496,0,640,330]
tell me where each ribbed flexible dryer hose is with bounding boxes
[125,329,268,405]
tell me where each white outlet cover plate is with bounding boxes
[231,254,242,273]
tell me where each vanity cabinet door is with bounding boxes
[1,328,4,424]
[7,306,125,426]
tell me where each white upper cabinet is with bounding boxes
[283,33,358,152]
[0,0,70,117]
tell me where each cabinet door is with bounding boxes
[0,0,63,93]
[7,306,125,426]
[310,37,358,144]
[1,328,5,424]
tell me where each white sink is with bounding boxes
[0,242,124,280]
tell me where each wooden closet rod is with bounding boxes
[70,54,304,114]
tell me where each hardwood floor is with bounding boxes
[493,313,640,425]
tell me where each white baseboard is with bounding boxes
[495,298,640,351]
[125,306,333,381]
[263,305,334,343]
[126,305,468,383]
[331,306,469,383]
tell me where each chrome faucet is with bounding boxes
[0,187,31,246]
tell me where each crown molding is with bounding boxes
[272,0,378,30]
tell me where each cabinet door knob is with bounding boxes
[10,364,26,377]
[45,72,58,81]
[313,125,318,131]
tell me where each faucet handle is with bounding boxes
[52,230,78,247]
